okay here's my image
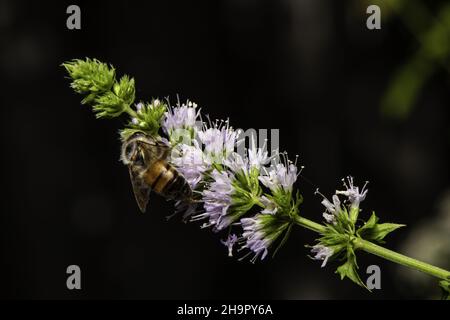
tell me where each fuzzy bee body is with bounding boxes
[121,132,192,212]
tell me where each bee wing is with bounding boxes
[128,166,151,213]
[140,138,171,162]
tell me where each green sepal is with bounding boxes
[120,128,148,141]
[317,228,348,253]
[113,75,136,106]
[251,213,291,255]
[126,100,167,137]
[81,92,98,105]
[349,205,359,225]
[62,58,115,96]
[232,167,262,201]
[328,206,354,236]
[227,167,263,225]
[272,222,293,258]
[92,91,126,119]
[63,58,137,120]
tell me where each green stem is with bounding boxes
[293,215,450,281]
[293,215,326,234]
[355,238,450,281]
[125,104,138,118]
[252,196,264,208]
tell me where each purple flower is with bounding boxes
[311,245,334,267]
[336,176,368,209]
[260,195,277,215]
[223,152,249,174]
[162,100,200,137]
[240,216,271,262]
[198,121,240,163]
[221,234,238,257]
[136,102,144,113]
[191,169,234,231]
[224,136,273,176]
[315,189,341,224]
[239,213,290,263]
[171,140,207,189]
[259,155,298,193]
[248,137,272,169]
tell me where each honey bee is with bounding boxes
[121,132,193,213]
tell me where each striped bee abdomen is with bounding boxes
[143,160,192,201]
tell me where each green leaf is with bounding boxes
[336,260,365,288]
[369,223,405,243]
[357,211,405,244]
[335,249,367,289]
[356,212,379,237]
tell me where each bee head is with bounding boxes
[120,139,137,165]
[120,133,151,166]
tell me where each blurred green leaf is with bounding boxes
[439,280,450,300]
[380,2,450,119]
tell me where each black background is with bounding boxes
[1,0,449,299]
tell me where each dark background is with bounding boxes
[1,0,449,299]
